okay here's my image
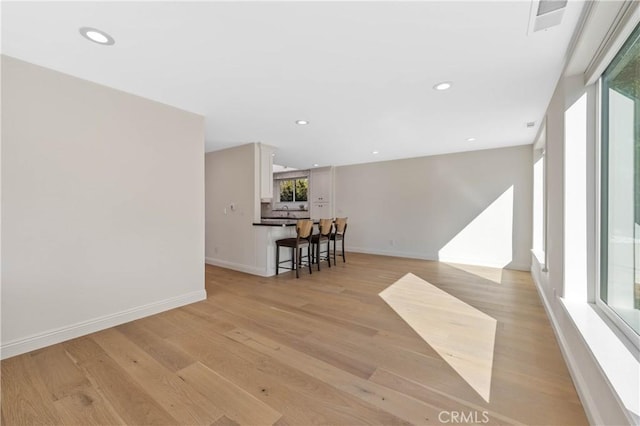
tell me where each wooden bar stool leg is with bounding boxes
[327,240,331,267]
[341,239,346,262]
[333,240,336,265]
[308,245,312,274]
[276,245,280,275]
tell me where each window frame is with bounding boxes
[532,122,548,271]
[595,57,640,349]
[277,177,308,203]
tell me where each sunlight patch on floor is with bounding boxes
[379,273,497,402]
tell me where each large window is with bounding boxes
[601,23,640,336]
[278,178,308,202]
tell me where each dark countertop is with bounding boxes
[253,218,312,226]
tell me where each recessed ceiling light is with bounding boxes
[372,151,379,155]
[271,153,275,156]
[79,27,115,45]
[466,137,476,142]
[296,120,309,125]
[433,81,452,91]
[313,163,319,167]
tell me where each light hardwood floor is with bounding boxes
[1,253,588,425]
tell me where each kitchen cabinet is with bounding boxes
[311,202,330,219]
[310,166,334,219]
[259,144,275,201]
[309,166,332,203]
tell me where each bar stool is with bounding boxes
[311,218,333,271]
[276,219,313,278]
[330,217,348,264]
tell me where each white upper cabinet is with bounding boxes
[310,166,334,219]
[309,166,332,203]
[259,144,275,201]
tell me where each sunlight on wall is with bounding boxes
[533,155,545,254]
[438,186,514,269]
[564,92,588,301]
[444,262,503,284]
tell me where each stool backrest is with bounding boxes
[318,218,333,236]
[296,219,313,239]
[334,217,348,235]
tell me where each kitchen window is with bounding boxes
[600,22,640,337]
[279,178,308,202]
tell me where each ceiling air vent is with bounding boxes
[528,0,567,34]
[537,0,567,16]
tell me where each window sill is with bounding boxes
[560,298,639,422]
[531,249,547,271]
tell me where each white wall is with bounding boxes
[531,74,632,426]
[1,56,206,358]
[204,144,258,272]
[335,145,533,270]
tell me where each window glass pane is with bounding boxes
[279,180,293,202]
[601,23,640,334]
[295,178,308,202]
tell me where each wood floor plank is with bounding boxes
[30,344,91,401]
[115,320,196,372]
[0,355,63,425]
[369,368,524,426]
[211,415,241,426]
[205,289,385,348]
[224,299,479,405]
[136,310,193,339]
[177,362,282,426]
[190,295,383,381]
[62,337,106,364]
[53,385,125,425]
[166,307,411,425]
[2,253,588,425]
[64,342,179,426]
[213,308,378,380]
[91,328,223,425]
[225,327,450,425]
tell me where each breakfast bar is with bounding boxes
[252,221,297,276]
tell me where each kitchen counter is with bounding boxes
[252,218,321,276]
[253,218,311,226]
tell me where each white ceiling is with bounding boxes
[2,1,585,168]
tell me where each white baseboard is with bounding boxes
[205,257,270,277]
[347,246,530,271]
[1,289,207,360]
[438,256,531,272]
[530,263,603,426]
[205,249,529,278]
[346,245,439,261]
